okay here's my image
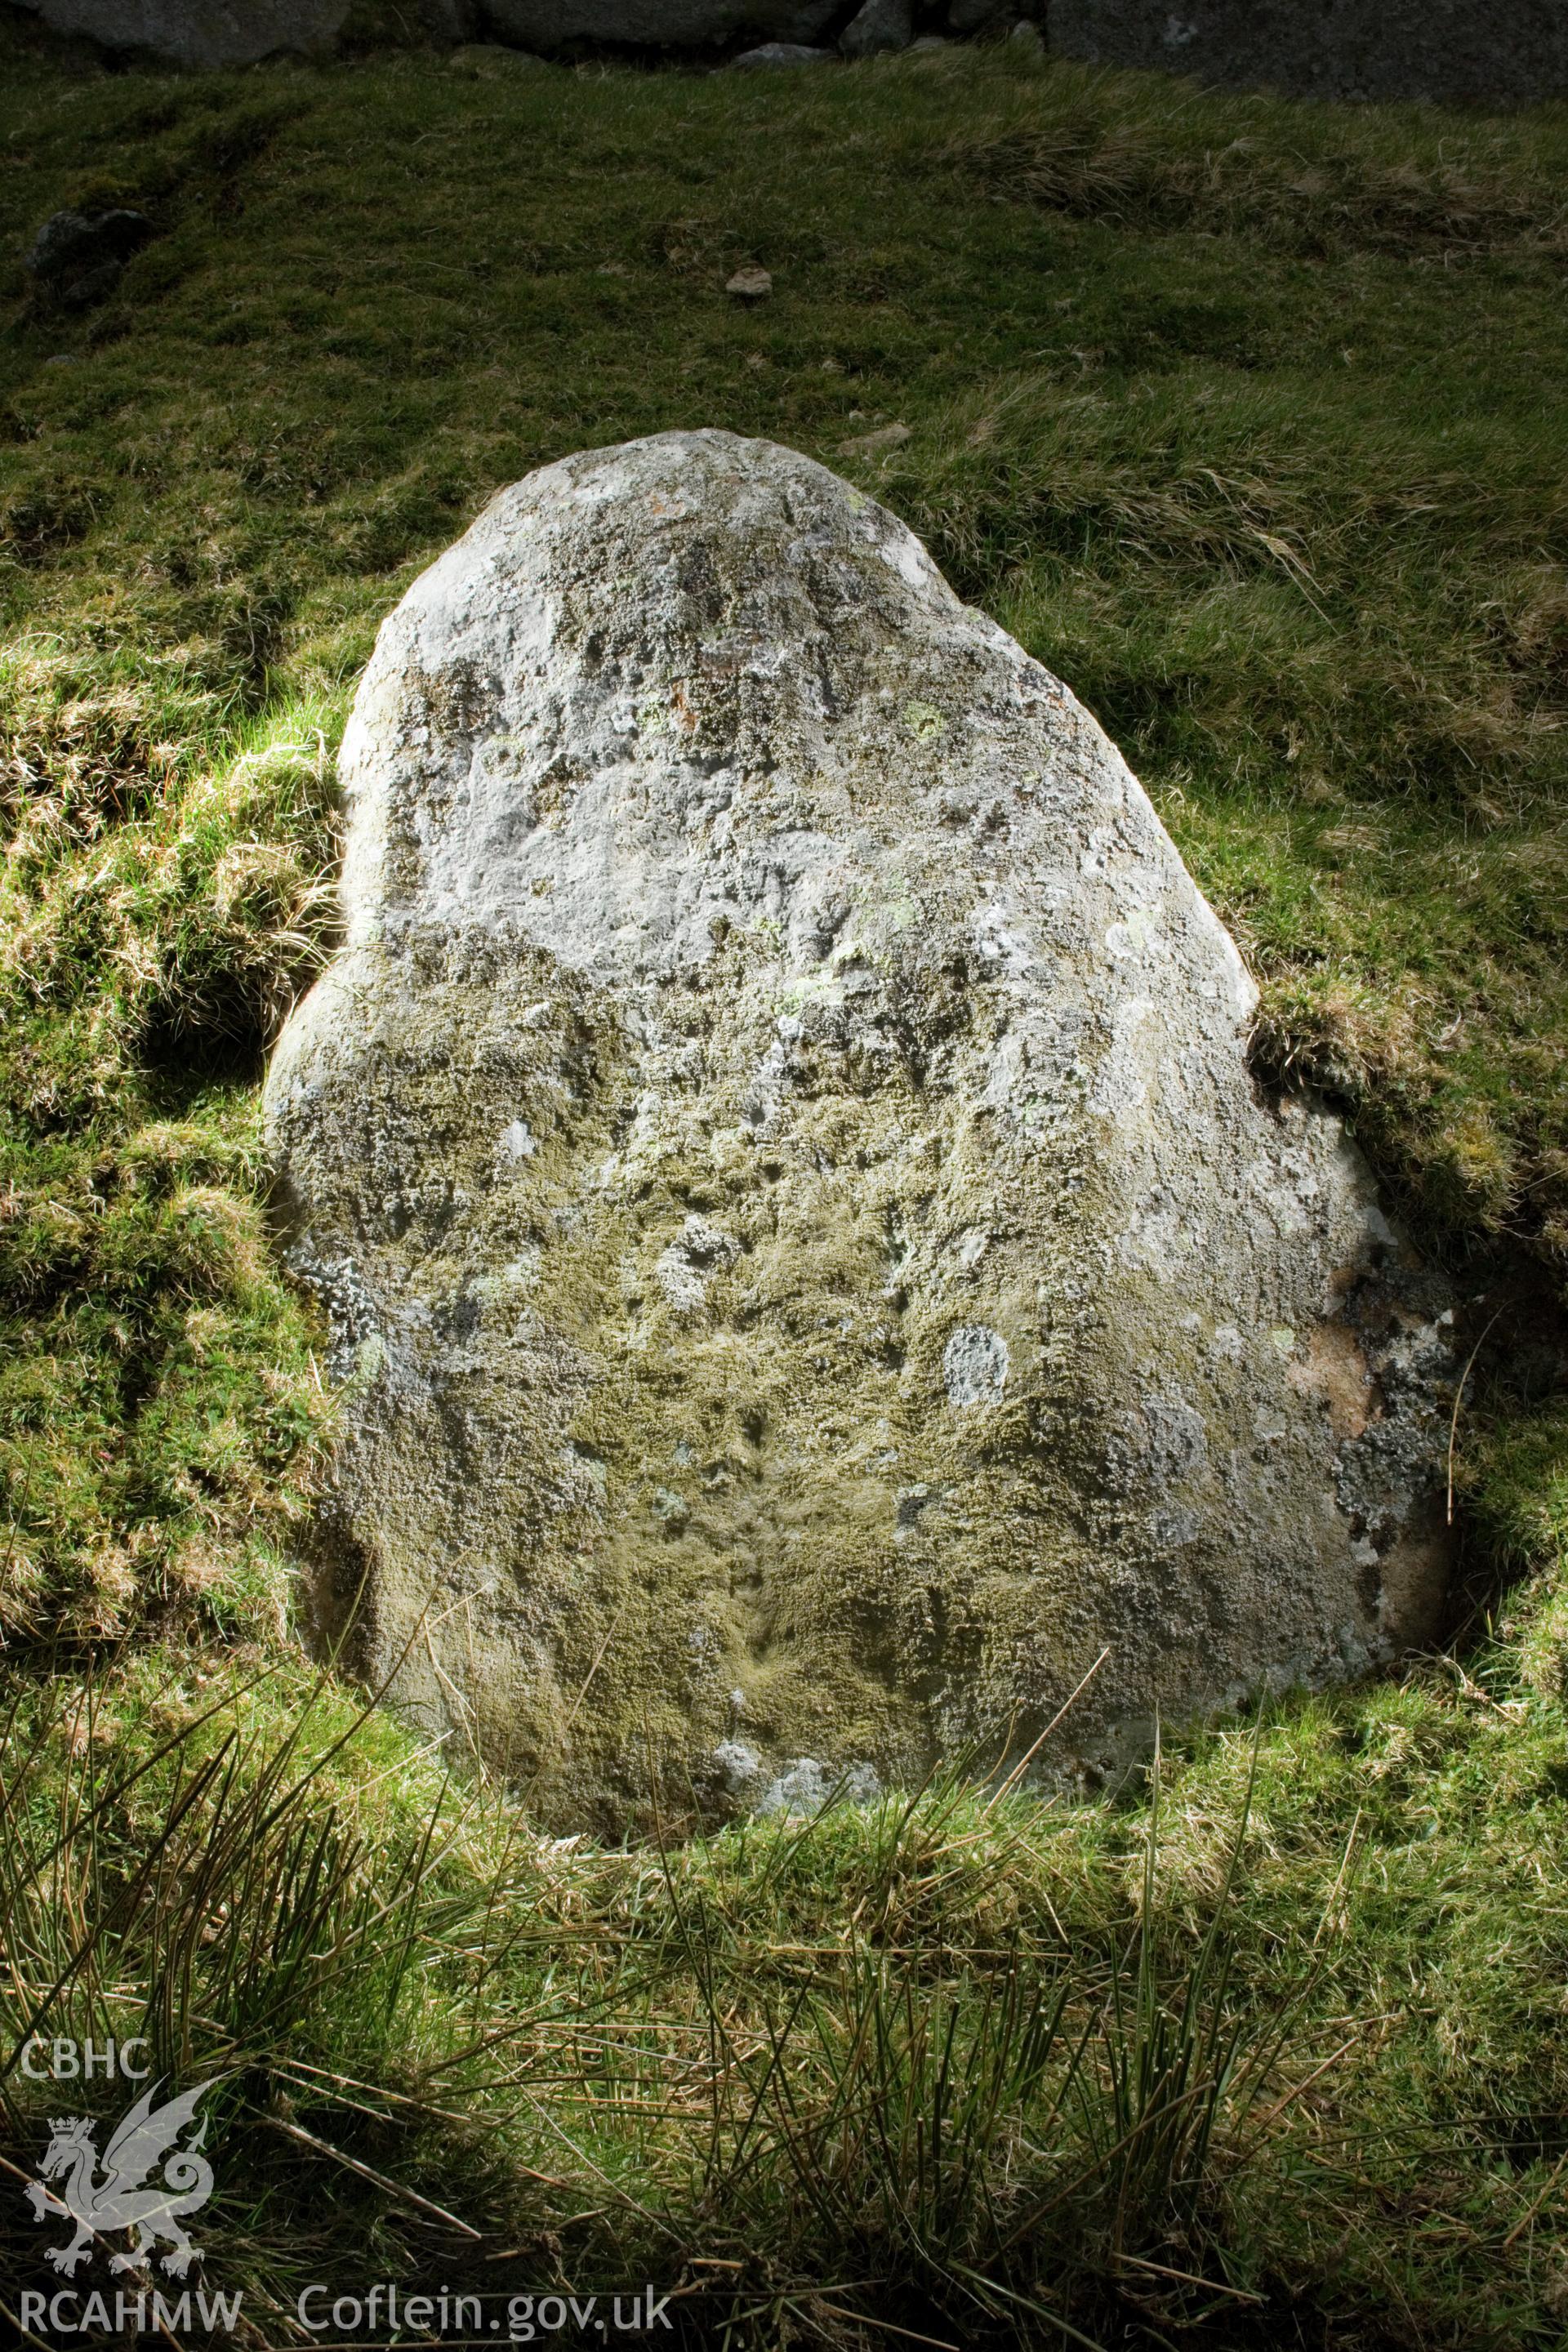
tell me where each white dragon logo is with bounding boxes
[24,2078,222,2278]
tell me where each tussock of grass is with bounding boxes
[7,1648,1568,2345]
[0,702,337,1642]
[871,368,1568,1250]
[944,71,1568,256]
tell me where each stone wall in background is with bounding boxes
[14,0,350,65]
[10,0,1565,101]
[483,0,840,53]
[5,0,1015,69]
[9,0,474,67]
[1048,0,1568,110]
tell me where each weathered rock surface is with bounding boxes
[265,429,1455,1829]
[944,0,1010,28]
[840,0,912,56]
[15,0,471,65]
[20,0,354,66]
[731,38,832,63]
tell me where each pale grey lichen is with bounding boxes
[755,1757,883,1819]
[943,1325,1009,1408]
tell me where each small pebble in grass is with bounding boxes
[446,42,553,73]
[839,421,911,459]
[725,265,773,301]
[731,42,833,67]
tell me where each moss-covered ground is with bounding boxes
[2,16,1567,2345]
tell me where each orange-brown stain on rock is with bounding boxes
[1289,1318,1383,1440]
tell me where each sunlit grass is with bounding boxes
[4,1645,1568,2345]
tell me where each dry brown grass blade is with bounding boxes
[267,2114,482,2237]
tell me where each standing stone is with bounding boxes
[265,430,1454,1830]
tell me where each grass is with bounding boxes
[2,14,1568,2345]
[4,1650,1568,2345]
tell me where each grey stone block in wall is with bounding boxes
[19,0,354,65]
[840,0,913,58]
[1046,0,1568,109]
[11,0,867,52]
[947,0,1018,29]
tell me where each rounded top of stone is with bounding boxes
[327,426,1256,1038]
[409,426,958,636]
[336,430,1071,968]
